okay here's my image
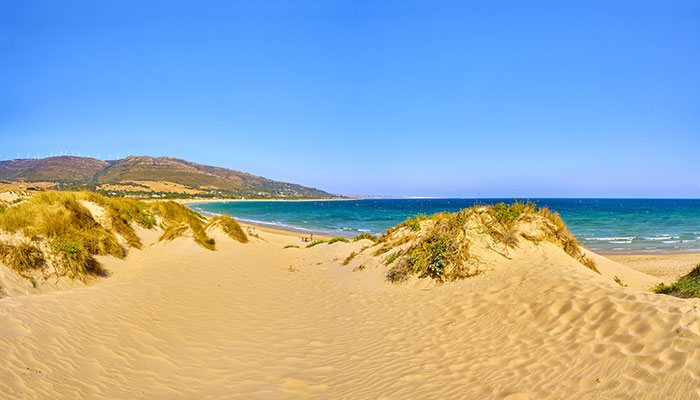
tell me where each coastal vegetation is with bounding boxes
[654,264,700,298]
[343,252,356,265]
[206,214,248,243]
[152,201,215,250]
[0,240,45,280]
[378,201,598,283]
[353,233,378,242]
[0,191,247,282]
[306,237,350,248]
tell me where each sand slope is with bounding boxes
[2,228,700,399]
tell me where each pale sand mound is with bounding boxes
[1,225,700,398]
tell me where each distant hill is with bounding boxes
[0,155,337,198]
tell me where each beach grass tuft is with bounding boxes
[387,209,478,283]
[654,263,700,298]
[152,201,215,250]
[0,240,45,275]
[328,237,349,244]
[0,191,226,282]
[343,252,356,265]
[207,214,248,243]
[384,201,599,283]
[353,233,378,242]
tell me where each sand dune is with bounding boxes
[2,222,700,399]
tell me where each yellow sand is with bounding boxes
[608,252,700,284]
[1,225,700,398]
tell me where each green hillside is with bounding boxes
[0,156,337,199]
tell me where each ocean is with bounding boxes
[189,198,700,254]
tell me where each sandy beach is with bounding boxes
[4,0,697,397]
[2,207,700,399]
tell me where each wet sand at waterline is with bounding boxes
[1,223,700,398]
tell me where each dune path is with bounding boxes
[2,230,700,399]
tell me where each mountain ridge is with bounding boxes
[0,155,337,198]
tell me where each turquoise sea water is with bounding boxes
[189,199,700,254]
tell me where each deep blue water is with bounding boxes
[190,199,700,254]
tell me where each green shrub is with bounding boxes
[328,237,349,244]
[306,240,327,248]
[373,246,391,256]
[387,210,480,283]
[654,264,700,298]
[384,252,400,265]
[403,214,427,231]
[284,244,300,249]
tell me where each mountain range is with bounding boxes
[0,156,336,198]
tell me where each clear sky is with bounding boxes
[1,1,699,198]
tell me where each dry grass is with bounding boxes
[0,192,122,279]
[343,252,357,265]
[388,209,478,283]
[353,233,378,242]
[207,214,248,243]
[0,241,45,275]
[80,192,157,249]
[0,191,231,282]
[486,201,598,272]
[579,255,599,273]
[385,202,598,283]
[535,207,598,273]
[151,201,215,250]
[380,214,429,241]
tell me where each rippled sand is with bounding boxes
[1,226,700,399]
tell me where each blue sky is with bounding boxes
[1,1,699,197]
